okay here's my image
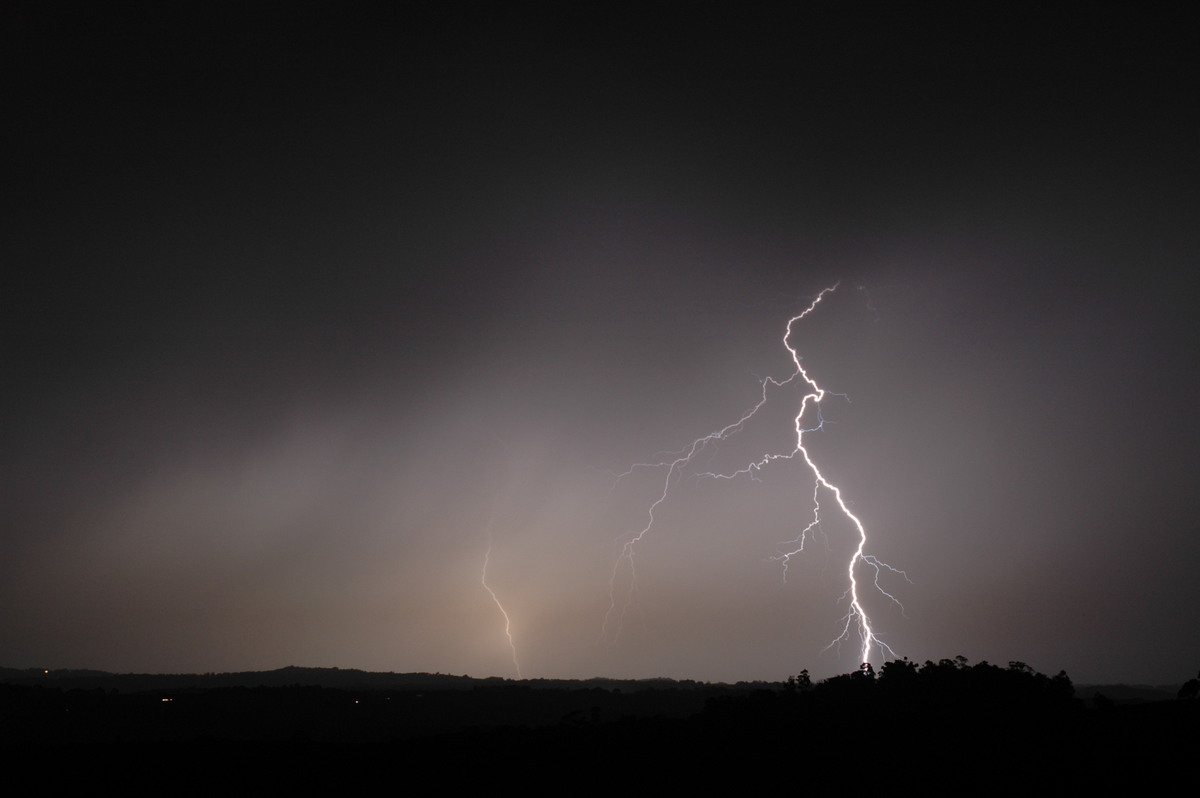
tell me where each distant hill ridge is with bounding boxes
[0,663,1182,703]
[0,665,723,694]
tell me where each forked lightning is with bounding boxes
[603,284,906,665]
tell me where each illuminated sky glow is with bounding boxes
[2,7,1197,684]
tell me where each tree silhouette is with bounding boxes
[1178,671,1199,700]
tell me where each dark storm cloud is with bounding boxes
[2,6,1196,683]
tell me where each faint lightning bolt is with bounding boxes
[603,283,907,666]
[482,521,523,679]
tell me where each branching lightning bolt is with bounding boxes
[482,521,523,679]
[603,283,907,666]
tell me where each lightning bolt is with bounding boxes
[603,283,907,666]
[482,521,523,679]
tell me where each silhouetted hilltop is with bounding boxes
[0,665,721,694]
[3,662,1180,702]
[0,668,745,747]
[3,658,1197,789]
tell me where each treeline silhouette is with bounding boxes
[3,658,1196,789]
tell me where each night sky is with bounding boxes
[4,6,1198,685]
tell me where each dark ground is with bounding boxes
[4,662,1196,790]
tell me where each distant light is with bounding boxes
[161,698,173,702]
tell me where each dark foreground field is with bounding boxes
[3,660,1197,790]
